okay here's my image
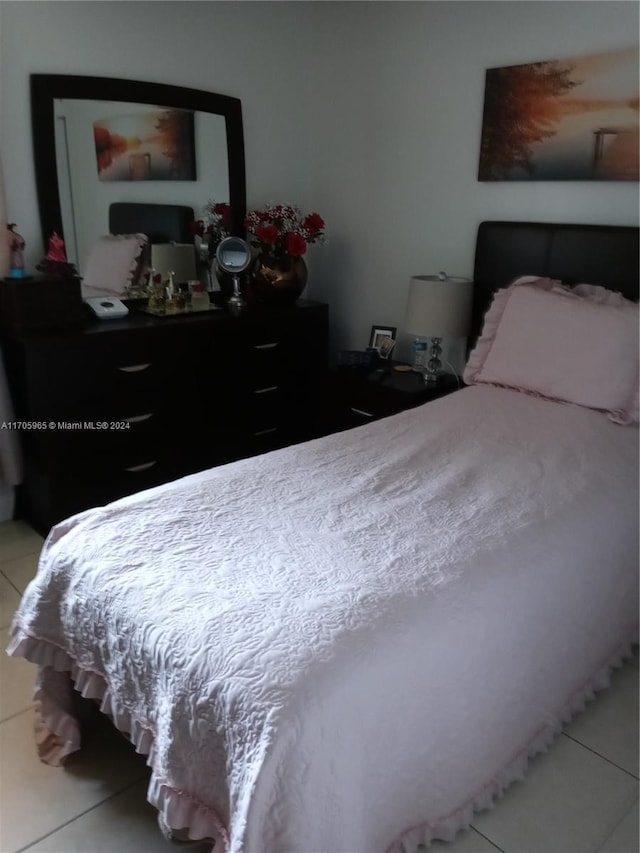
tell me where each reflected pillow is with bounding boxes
[81,233,148,298]
[464,276,639,425]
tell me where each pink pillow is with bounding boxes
[81,233,148,297]
[464,277,639,425]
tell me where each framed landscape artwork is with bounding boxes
[93,107,196,182]
[478,46,639,181]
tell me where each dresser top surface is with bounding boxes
[4,297,328,342]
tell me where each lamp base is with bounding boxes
[424,369,450,385]
[425,337,443,383]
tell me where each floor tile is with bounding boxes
[597,800,640,853]
[1,551,40,595]
[0,709,148,852]
[430,826,502,852]
[0,636,36,721]
[0,572,21,630]
[564,661,639,777]
[472,733,638,853]
[22,777,212,853]
[0,521,43,564]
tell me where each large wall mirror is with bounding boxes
[31,74,246,275]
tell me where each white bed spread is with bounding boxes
[8,386,639,852]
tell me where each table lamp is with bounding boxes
[404,272,473,382]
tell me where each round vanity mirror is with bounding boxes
[216,236,252,310]
[215,237,252,274]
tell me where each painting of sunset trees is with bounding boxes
[93,107,196,181]
[478,47,639,181]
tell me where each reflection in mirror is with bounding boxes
[54,98,229,273]
[31,74,246,278]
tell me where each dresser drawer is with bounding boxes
[23,337,175,416]
[8,300,330,534]
[234,340,289,387]
[35,455,184,525]
[24,396,195,464]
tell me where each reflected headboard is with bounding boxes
[109,202,194,244]
[471,221,639,345]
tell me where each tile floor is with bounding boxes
[0,518,638,853]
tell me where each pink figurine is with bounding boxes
[46,232,67,263]
[36,231,78,279]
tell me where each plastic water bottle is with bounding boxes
[411,338,428,372]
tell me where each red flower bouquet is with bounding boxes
[244,204,325,269]
[189,200,232,275]
[190,200,232,243]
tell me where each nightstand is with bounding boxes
[323,362,461,432]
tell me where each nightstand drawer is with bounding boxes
[341,383,404,419]
[323,367,460,433]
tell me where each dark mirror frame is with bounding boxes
[30,73,247,249]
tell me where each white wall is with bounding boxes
[305,1,639,358]
[1,0,638,363]
[0,0,319,265]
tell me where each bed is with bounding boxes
[7,221,639,852]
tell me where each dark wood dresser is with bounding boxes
[1,299,328,535]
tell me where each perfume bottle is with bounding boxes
[189,280,210,312]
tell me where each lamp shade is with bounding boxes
[405,273,473,338]
[151,243,196,284]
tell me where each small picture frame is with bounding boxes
[369,325,397,360]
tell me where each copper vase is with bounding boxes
[250,255,308,304]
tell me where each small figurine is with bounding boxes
[45,232,67,263]
[7,223,25,278]
[36,231,78,278]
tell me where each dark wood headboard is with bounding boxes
[109,202,194,244]
[471,221,639,345]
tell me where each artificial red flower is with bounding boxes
[302,213,324,237]
[255,224,280,245]
[286,232,307,257]
[245,204,326,264]
[212,202,231,228]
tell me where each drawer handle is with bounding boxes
[253,386,279,395]
[253,427,278,437]
[117,363,152,373]
[124,413,154,424]
[350,407,375,418]
[123,461,157,473]
[252,342,278,350]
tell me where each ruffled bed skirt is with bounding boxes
[7,628,637,853]
[8,630,225,850]
[387,633,638,853]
